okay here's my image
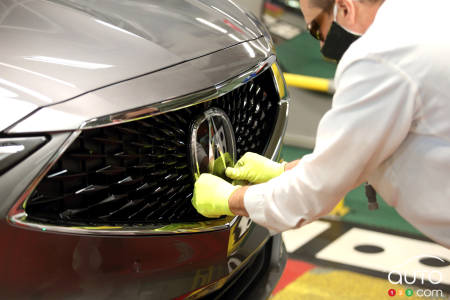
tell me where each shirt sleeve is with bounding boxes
[244,56,418,233]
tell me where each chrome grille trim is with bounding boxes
[80,56,276,130]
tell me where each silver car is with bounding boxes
[0,0,289,299]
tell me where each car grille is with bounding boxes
[25,68,280,226]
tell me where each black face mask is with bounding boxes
[321,21,361,63]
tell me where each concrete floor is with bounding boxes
[284,86,332,150]
[233,0,264,17]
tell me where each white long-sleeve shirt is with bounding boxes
[244,0,450,248]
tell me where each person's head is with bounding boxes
[300,0,384,60]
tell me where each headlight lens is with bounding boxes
[0,137,47,174]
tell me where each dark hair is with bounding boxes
[309,0,334,13]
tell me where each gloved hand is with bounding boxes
[225,152,286,184]
[192,173,241,218]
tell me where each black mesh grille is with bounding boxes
[26,69,279,226]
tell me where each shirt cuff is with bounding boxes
[244,183,291,234]
[243,184,267,227]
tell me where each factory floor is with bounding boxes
[272,218,450,299]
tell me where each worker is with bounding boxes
[192,0,450,248]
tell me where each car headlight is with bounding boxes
[0,137,47,174]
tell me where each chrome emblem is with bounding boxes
[190,108,236,180]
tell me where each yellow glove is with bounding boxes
[192,173,240,218]
[225,152,286,184]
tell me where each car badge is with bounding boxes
[189,108,236,180]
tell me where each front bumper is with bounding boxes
[0,218,286,300]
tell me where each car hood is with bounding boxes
[0,0,263,131]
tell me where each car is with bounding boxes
[0,0,289,299]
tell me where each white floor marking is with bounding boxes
[316,228,450,285]
[282,220,331,253]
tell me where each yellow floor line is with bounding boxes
[271,267,448,300]
[328,198,350,218]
